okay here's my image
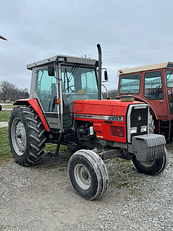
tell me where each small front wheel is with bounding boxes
[132,148,168,175]
[68,149,108,200]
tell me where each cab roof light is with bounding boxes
[57,57,67,62]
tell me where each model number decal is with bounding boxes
[74,114,124,122]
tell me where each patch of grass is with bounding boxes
[166,143,173,151]
[0,110,11,122]
[45,143,68,153]
[45,143,57,152]
[59,145,68,152]
[1,105,14,109]
[0,127,12,160]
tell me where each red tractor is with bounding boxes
[8,45,168,200]
[117,62,173,141]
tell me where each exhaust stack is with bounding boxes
[97,44,102,100]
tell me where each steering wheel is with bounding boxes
[153,85,161,93]
[153,85,162,98]
[65,85,75,92]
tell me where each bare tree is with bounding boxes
[0,81,13,102]
[18,88,29,99]
[108,89,117,99]
[102,89,117,99]
[0,81,29,102]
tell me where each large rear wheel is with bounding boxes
[132,148,168,175]
[68,149,108,200]
[8,106,46,166]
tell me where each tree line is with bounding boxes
[102,89,117,99]
[0,80,117,102]
[0,81,29,102]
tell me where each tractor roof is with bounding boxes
[27,55,97,70]
[119,62,173,75]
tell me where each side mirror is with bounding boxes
[48,65,55,76]
[104,70,108,81]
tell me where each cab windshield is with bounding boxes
[61,65,98,99]
[61,65,98,130]
[119,73,141,94]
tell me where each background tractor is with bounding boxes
[117,62,173,141]
[8,45,168,200]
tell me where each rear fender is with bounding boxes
[14,99,50,131]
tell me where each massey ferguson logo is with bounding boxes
[138,116,141,121]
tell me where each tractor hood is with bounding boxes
[73,99,144,124]
[73,99,146,143]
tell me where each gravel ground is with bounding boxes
[1,149,173,231]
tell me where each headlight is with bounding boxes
[130,127,137,134]
[141,125,147,132]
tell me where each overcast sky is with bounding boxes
[1,0,173,92]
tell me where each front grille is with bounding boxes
[130,107,148,139]
[110,125,124,137]
[131,107,148,127]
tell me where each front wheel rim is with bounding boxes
[139,159,155,168]
[74,164,91,190]
[11,117,26,156]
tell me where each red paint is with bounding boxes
[73,99,142,143]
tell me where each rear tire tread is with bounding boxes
[8,105,46,166]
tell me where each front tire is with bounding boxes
[132,148,168,175]
[68,149,108,200]
[148,112,155,134]
[8,106,46,166]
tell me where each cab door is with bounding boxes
[165,70,173,116]
[60,65,98,132]
[60,66,74,131]
[35,67,60,131]
[143,70,168,119]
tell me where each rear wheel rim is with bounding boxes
[74,164,91,190]
[11,117,26,156]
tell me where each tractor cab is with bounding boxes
[27,55,98,132]
[28,55,99,133]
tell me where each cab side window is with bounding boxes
[144,71,163,100]
[35,68,57,112]
[165,70,173,87]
